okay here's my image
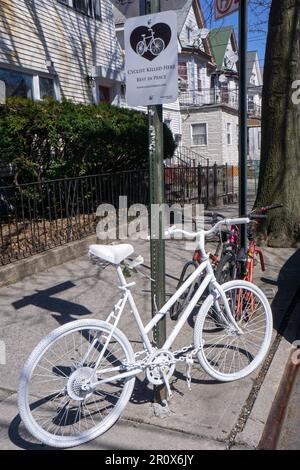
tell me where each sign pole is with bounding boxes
[238,0,248,253]
[146,0,167,402]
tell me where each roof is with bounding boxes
[114,0,195,33]
[247,51,263,86]
[247,51,257,83]
[113,0,214,63]
[209,26,236,70]
[176,0,194,33]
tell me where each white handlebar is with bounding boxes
[165,218,250,239]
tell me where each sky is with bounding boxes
[202,1,271,68]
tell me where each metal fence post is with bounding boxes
[197,164,202,204]
[225,163,228,196]
[206,159,209,207]
[213,163,218,207]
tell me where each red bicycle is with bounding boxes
[170,204,283,321]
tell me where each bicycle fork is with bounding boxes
[211,282,244,335]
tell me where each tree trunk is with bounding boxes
[255,0,300,247]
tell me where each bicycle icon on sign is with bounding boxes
[136,28,165,57]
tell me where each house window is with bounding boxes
[120,83,126,100]
[0,68,56,101]
[0,68,33,99]
[178,62,188,91]
[258,131,261,149]
[227,123,232,145]
[191,123,207,146]
[58,0,101,20]
[248,96,254,112]
[39,77,55,99]
[73,0,93,16]
[186,25,193,43]
[197,65,202,91]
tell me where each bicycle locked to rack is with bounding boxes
[170,204,283,321]
[18,218,273,448]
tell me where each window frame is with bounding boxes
[178,61,188,91]
[191,123,208,147]
[197,64,202,92]
[0,66,57,101]
[57,0,102,21]
[227,122,232,145]
[258,130,261,150]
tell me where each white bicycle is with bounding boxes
[18,218,273,448]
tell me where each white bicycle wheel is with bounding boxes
[150,38,165,55]
[194,280,273,382]
[18,319,135,448]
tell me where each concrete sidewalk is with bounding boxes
[0,205,299,450]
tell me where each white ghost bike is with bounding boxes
[18,218,273,448]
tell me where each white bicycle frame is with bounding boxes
[140,29,156,51]
[89,218,249,387]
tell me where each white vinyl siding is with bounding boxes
[0,0,123,103]
[181,108,239,165]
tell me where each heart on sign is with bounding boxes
[130,23,171,61]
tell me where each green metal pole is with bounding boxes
[146,0,166,401]
[239,0,248,253]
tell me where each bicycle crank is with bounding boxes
[146,350,175,387]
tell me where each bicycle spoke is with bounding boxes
[23,324,134,443]
[199,284,270,377]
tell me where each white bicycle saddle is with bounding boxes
[89,244,134,265]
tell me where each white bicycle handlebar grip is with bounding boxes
[225,218,250,225]
[165,225,177,237]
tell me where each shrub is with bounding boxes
[0,98,176,183]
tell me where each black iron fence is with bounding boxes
[0,165,237,265]
[165,163,237,206]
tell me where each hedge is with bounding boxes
[0,98,176,184]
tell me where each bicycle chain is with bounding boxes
[123,344,201,371]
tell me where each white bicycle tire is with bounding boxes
[18,319,135,448]
[194,280,273,382]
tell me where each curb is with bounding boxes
[258,353,299,449]
[0,235,97,287]
[234,292,300,449]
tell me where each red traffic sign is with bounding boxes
[215,0,239,19]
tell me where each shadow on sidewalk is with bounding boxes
[271,249,300,342]
[12,281,91,325]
